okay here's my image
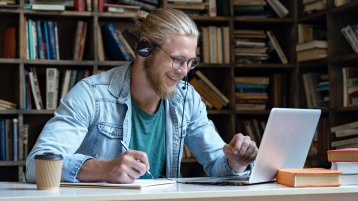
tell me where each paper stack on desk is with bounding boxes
[61,179,176,189]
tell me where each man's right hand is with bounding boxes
[77,150,150,183]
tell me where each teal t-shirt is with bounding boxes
[129,98,166,179]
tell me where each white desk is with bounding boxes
[1,182,357,201]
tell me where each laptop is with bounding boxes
[177,108,321,185]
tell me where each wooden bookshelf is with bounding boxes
[0,0,357,181]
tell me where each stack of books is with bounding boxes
[302,0,327,15]
[234,29,268,64]
[296,24,327,62]
[233,0,288,18]
[331,121,358,148]
[328,148,358,185]
[0,99,16,110]
[234,76,269,111]
[162,0,214,16]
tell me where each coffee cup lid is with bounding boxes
[35,152,63,160]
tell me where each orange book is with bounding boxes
[3,27,16,58]
[327,148,358,162]
[276,168,341,188]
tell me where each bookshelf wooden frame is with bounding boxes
[1,0,357,181]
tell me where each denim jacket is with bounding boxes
[26,63,251,182]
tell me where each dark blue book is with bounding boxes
[0,119,6,160]
[36,20,45,60]
[101,23,131,61]
[46,21,57,60]
[43,21,51,60]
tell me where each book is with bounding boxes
[73,21,88,60]
[101,23,131,61]
[266,30,288,64]
[60,69,72,98]
[296,40,328,52]
[46,68,60,110]
[266,0,289,18]
[327,148,358,162]
[26,4,65,11]
[334,128,358,138]
[331,121,358,132]
[276,168,341,188]
[28,68,43,110]
[194,71,229,105]
[296,48,327,62]
[3,27,16,58]
[61,179,176,189]
[339,174,358,185]
[342,67,358,107]
[331,162,358,174]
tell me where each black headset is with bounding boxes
[136,40,155,57]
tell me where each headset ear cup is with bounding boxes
[136,41,153,57]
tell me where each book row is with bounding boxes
[24,68,90,110]
[0,118,19,161]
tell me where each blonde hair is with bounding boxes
[136,8,199,46]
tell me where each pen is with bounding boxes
[120,140,155,179]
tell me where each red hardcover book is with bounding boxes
[98,0,104,12]
[327,148,358,162]
[74,0,85,11]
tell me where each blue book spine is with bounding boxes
[43,21,51,60]
[36,20,45,60]
[27,19,33,60]
[12,118,18,161]
[0,119,5,160]
[46,21,57,60]
[101,23,129,61]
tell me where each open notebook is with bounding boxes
[61,179,176,189]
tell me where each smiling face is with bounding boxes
[143,34,198,99]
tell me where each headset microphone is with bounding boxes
[182,76,188,90]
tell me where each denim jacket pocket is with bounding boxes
[93,122,123,159]
[97,122,123,139]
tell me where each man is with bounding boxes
[26,8,258,184]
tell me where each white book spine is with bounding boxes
[60,70,72,98]
[267,31,288,64]
[28,70,42,110]
[46,68,60,110]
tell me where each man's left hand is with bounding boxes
[223,133,258,173]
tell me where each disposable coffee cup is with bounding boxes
[35,152,63,190]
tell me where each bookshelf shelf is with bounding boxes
[330,54,358,64]
[235,110,270,115]
[235,63,295,69]
[207,110,232,115]
[23,60,95,66]
[330,1,358,14]
[233,17,293,24]
[0,59,21,63]
[197,64,231,69]
[0,161,25,166]
[21,110,56,115]
[298,11,326,23]
[0,110,21,115]
[23,10,94,17]
[191,15,230,22]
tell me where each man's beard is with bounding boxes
[144,57,176,99]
